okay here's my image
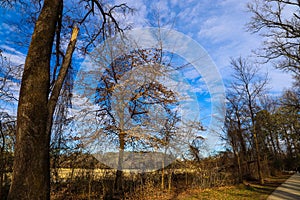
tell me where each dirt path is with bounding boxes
[267,173,300,200]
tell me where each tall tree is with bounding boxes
[228,57,268,184]
[4,0,131,199]
[91,48,179,195]
[279,89,300,166]
[224,93,249,182]
[247,0,300,172]
[0,49,20,199]
[247,0,300,78]
[8,1,63,199]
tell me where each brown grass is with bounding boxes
[172,175,291,200]
[50,169,291,200]
[124,174,291,200]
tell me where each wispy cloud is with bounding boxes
[0,0,295,153]
[0,44,26,65]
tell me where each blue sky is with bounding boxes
[112,0,293,90]
[0,0,294,105]
[0,0,295,153]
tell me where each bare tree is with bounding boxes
[228,57,269,184]
[247,0,300,174]
[0,50,20,199]
[2,1,131,199]
[0,112,15,199]
[247,0,300,78]
[279,89,300,165]
[0,49,22,104]
[224,95,249,182]
[91,48,180,196]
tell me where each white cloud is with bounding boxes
[112,0,148,28]
[0,44,26,65]
[267,67,294,94]
[0,0,295,154]
[0,22,18,34]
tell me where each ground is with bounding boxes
[128,175,291,200]
[173,175,291,200]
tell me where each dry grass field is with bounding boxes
[121,175,291,200]
[49,168,291,200]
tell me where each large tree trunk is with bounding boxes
[253,128,264,185]
[114,131,125,197]
[8,1,62,199]
[114,106,125,198]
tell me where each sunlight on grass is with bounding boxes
[176,175,291,200]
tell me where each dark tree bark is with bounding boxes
[5,1,129,198]
[8,1,62,199]
[114,131,125,196]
